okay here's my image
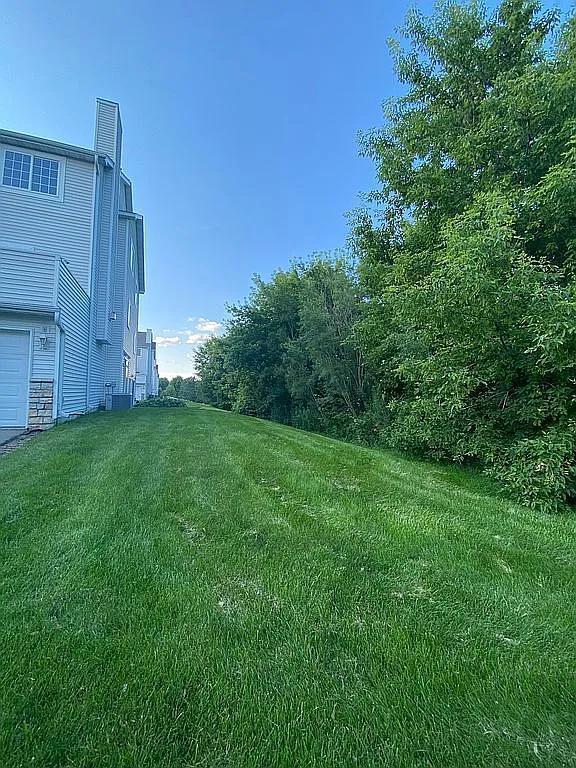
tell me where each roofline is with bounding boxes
[0,303,58,318]
[96,97,121,109]
[0,129,103,164]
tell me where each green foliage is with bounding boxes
[489,421,576,511]
[196,255,367,430]
[163,376,183,398]
[162,376,203,402]
[353,0,576,511]
[134,396,187,408]
[158,377,170,394]
[196,0,575,512]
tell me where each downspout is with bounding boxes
[53,310,63,421]
[54,260,63,421]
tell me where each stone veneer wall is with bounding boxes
[28,380,54,429]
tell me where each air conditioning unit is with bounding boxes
[110,394,133,411]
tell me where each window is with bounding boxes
[3,151,31,189]
[2,150,59,195]
[31,157,59,195]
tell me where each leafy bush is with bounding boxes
[134,396,187,408]
[191,2,576,513]
[490,423,576,512]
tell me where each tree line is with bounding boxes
[171,0,576,512]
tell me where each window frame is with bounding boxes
[0,145,65,202]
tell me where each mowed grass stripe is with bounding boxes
[0,405,574,767]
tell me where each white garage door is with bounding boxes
[0,330,30,427]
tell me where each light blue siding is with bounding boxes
[0,249,57,309]
[0,312,56,380]
[57,262,90,415]
[1,257,91,416]
[0,153,94,292]
[94,100,120,160]
[94,165,114,341]
[123,222,140,382]
[88,342,106,410]
[93,101,123,344]
[0,100,145,426]
[104,217,128,391]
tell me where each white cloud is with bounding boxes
[186,333,203,344]
[185,332,211,345]
[154,316,224,379]
[155,335,181,347]
[196,318,223,333]
[184,318,223,347]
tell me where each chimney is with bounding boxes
[94,98,122,163]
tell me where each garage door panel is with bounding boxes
[0,330,30,427]
[3,383,25,397]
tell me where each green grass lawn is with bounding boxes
[0,405,574,767]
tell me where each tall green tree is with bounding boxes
[196,256,368,433]
[195,1,575,510]
[164,376,184,398]
[354,0,576,509]
[286,257,368,422]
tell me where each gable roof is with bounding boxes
[0,129,102,164]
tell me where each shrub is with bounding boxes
[489,423,576,513]
[134,396,187,408]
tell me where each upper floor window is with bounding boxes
[2,151,31,188]
[2,150,59,196]
[31,156,59,195]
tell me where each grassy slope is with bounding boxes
[0,405,574,768]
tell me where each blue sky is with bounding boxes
[3,0,572,377]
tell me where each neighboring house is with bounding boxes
[0,99,145,429]
[135,329,159,402]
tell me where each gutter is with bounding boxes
[0,304,60,320]
[0,129,112,165]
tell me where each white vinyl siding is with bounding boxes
[57,263,90,415]
[104,217,128,390]
[94,166,114,341]
[0,249,57,309]
[0,150,94,292]
[0,100,141,417]
[94,100,120,159]
[0,313,56,380]
[123,225,139,375]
